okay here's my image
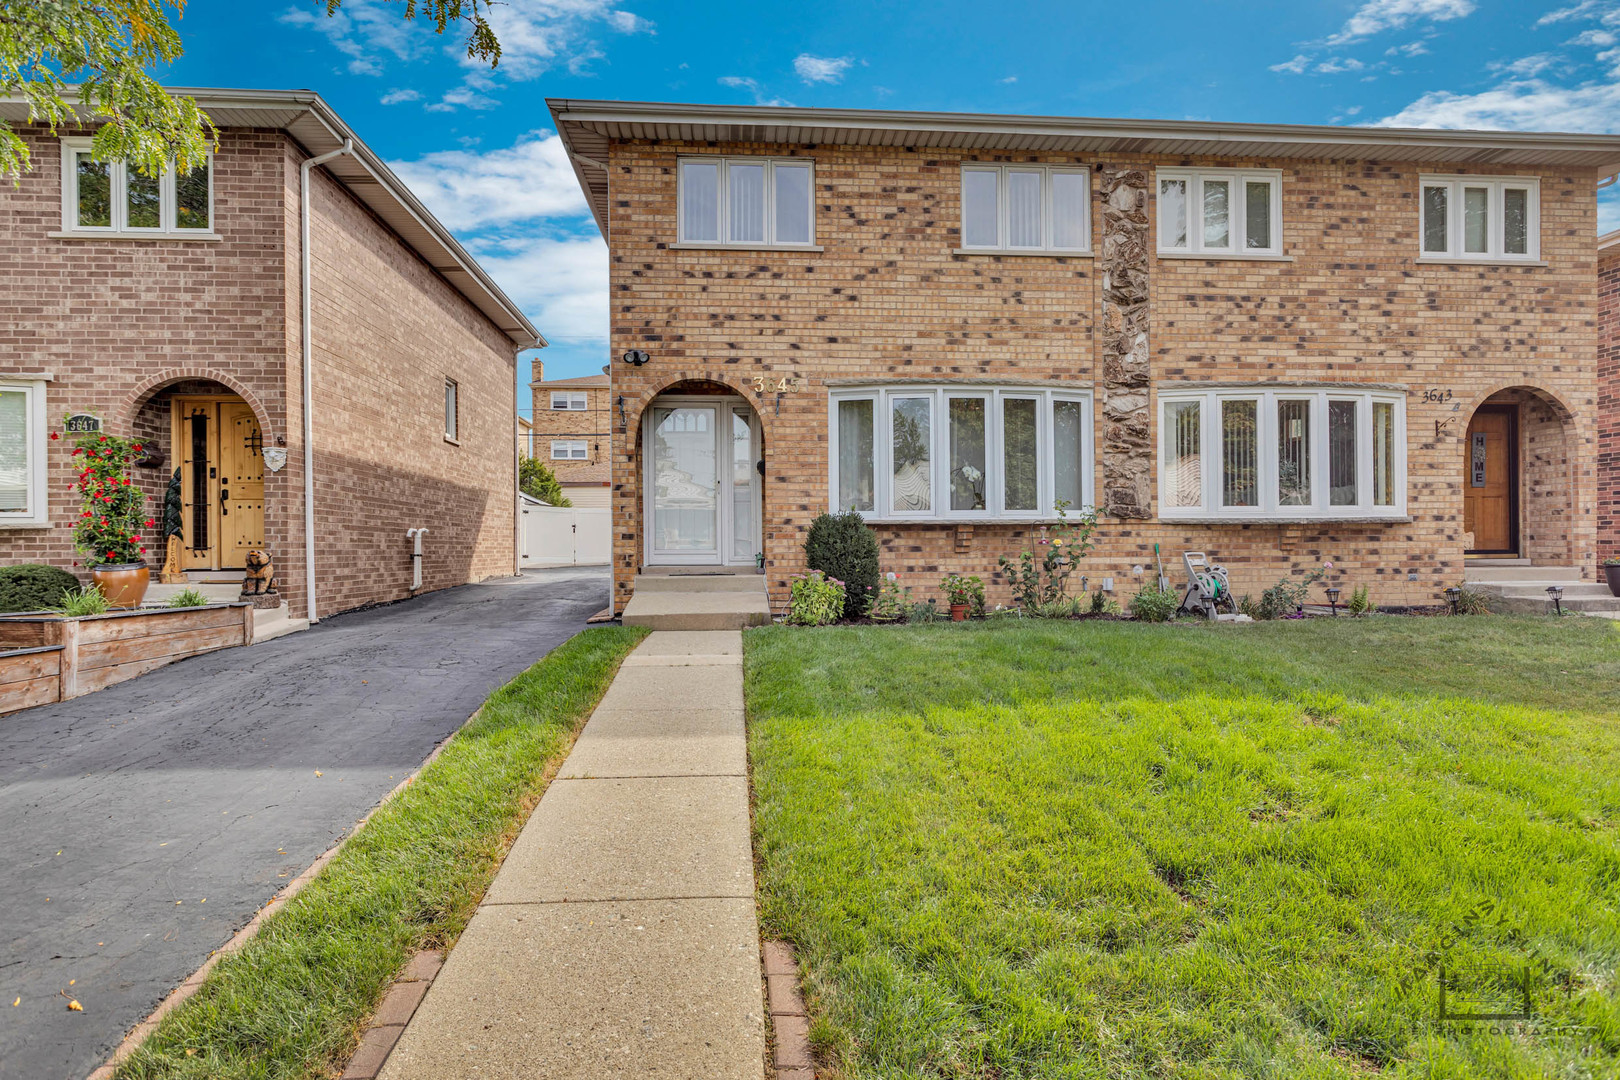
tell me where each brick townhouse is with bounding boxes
[0,88,543,622]
[527,363,613,508]
[549,99,1620,616]
[1601,227,1618,565]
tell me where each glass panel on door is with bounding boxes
[731,408,756,563]
[652,406,717,554]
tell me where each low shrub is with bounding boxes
[1454,584,1494,615]
[998,501,1099,610]
[787,570,845,626]
[1346,584,1377,616]
[1129,584,1179,623]
[869,573,910,622]
[1254,563,1333,619]
[907,599,943,623]
[167,587,213,609]
[805,511,880,619]
[55,585,110,618]
[0,564,81,613]
[1088,590,1123,616]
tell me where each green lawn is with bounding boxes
[745,616,1620,1079]
[118,625,647,1080]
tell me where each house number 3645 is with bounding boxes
[751,375,802,393]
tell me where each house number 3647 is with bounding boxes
[751,375,802,393]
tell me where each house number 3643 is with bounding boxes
[751,375,802,393]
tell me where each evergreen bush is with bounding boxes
[804,511,879,619]
[0,564,81,613]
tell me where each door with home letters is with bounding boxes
[1463,406,1516,555]
[174,398,265,571]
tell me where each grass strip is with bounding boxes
[118,624,648,1080]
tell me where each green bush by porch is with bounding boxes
[746,617,1620,1077]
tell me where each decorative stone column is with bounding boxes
[1098,168,1152,519]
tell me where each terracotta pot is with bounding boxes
[91,562,150,609]
[949,603,968,622]
[1606,564,1620,597]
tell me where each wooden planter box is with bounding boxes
[0,604,253,716]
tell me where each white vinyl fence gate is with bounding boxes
[519,494,611,567]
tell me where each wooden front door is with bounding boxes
[1463,406,1517,555]
[174,398,265,571]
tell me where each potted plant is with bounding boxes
[68,426,155,609]
[1604,557,1620,598]
[939,573,984,622]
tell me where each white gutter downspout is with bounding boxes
[299,138,353,625]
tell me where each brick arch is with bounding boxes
[624,372,776,444]
[1461,380,1576,423]
[118,368,273,435]
[1459,382,1581,566]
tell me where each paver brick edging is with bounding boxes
[339,952,444,1080]
[764,940,814,1078]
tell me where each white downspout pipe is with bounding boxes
[299,138,353,625]
[406,528,428,591]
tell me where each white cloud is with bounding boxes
[280,1,425,76]
[1323,0,1475,46]
[793,54,854,84]
[718,76,792,106]
[1568,27,1619,45]
[607,10,656,33]
[388,133,589,232]
[469,233,609,347]
[1488,52,1559,76]
[379,88,421,105]
[1379,77,1620,130]
[1385,40,1429,56]
[1315,57,1366,73]
[1270,54,1311,74]
[999,75,1018,84]
[1537,1,1605,25]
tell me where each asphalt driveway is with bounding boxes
[0,566,608,1080]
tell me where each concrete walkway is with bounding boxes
[378,630,765,1080]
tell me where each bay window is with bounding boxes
[1157,388,1405,519]
[60,138,213,235]
[959,165,1091,253]
[0,380,48,528]
[829,385,1093,520]
[678,156,815,247]
[1156,168,1282,256]
[1418,175,1539,261]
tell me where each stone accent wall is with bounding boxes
[1097,168,1152,519]
[603,138,1600,615]
[1599,244,1618,566]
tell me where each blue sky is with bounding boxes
[162,0,1620,409]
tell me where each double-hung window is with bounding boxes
[0,380,49,528]
[550,391,588,411]
[1156,168,1282,256]
[1158,387,1405,519]
[1419,175,1539,261]
[677,156,815,247]
[551,440,588,460]
[60,138,213,235]
[829,385,1093,520]
[959,165,1090,253]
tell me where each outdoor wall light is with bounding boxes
[1444,586,1461,615]
[1325,586,1341,615]
[622,349,650,366]
[1546,584,1564,616]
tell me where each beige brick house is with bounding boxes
[0,88,542,622]
[550,99,1620,615]
[527,365,612,508]
[1600,228,1618,565]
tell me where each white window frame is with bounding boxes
[1417,175,1540,262]
[828,384,1094,522]
[1156,386,1407,521]
[0,379,49,529]
[550,391,588,411]
[550,439,588,460]
[958,164,1092,254]
[58,138,216,237]
[444,378,458,443]
[676,156,817,248]
[1155,168,1283,256]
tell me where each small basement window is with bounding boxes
[60,138,213,235]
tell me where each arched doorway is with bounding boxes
[1462,386,1576,563]
[640,382,763,567]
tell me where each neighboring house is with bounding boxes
[1600,228,1619,566]
[0,88,543,622]
[517,414,536,460]
[549,99,1620,615]
[554,461,612,509]
[529,363,612,470]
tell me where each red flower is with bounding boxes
[49,431,59,440]
[144,519,155,528]
[139,547,146,554]
[105,551,115,559]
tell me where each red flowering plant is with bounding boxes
[67,426,153,568]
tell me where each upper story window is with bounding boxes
[1419,175,1539,261]
[551,439,588,460]
[959,165,1091,253]
[550,391,588,411]
[1156,168,1282,256]
[829,385,1093,521]
[0,380,49,529]
[60,138,213,235]
[677,157,814,248]
[444,379,458,442]
[1158,387,1405,520]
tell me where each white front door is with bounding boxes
[645,397,760,566]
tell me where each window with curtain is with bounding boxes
[959,165,1091,252]
[1158,388,1405,519]
[551,440,588,460]
[831,386,1091,520]
[677,157,815,246]
[0,382,45,526]
[62,139,212,234]
[1156,168,1281,255]
[551,391,588,410]
[1417,175,1539,260]
[444,379,458,441]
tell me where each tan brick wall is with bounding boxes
[605,139,1600,614]
[1599,244,1618,565]
[528,380,612,465]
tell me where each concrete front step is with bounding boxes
[1464,565,1583,583]
[1485,595,1620,614]
[622,574,772,630]
[1484,583,1613,599]
[142,582,243,606]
